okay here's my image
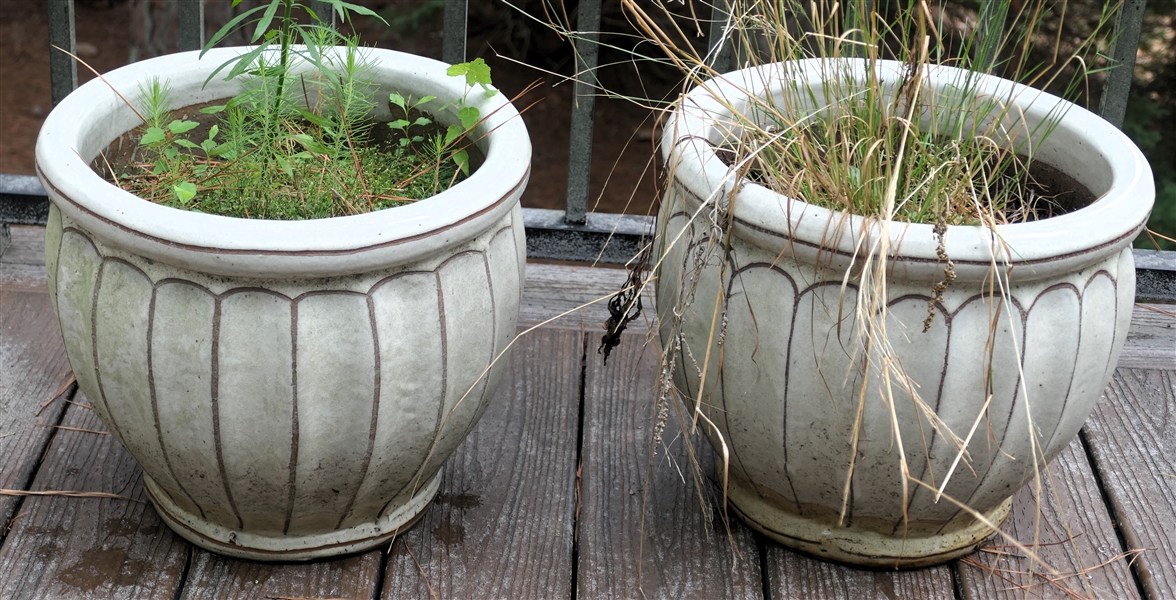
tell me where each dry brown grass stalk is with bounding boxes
[266,596,355,600]
[401,540,439,600]
[514,0,1133,588]
[34,424,110,435]
[0,489,139,501]
[36,372,76,417]
[961,546,1146,600]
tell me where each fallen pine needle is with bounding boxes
[37,373,76,417]
[266,597,354,600]
[963,547,1148,600]
[0,489,140,502]
[3,511,27,535]
[35,424,109,435]
[403,541,439,600]
[1137,303,1176,318]
[981,533,1084,554]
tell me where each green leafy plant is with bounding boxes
[108,0,493,219]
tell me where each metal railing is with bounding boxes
[1,0,1173,302]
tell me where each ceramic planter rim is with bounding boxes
[661,58,1154,283]
[35,47,531,278]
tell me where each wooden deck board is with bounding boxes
[0,262,49,293]
[518,262,652,333]
[956,438,1140,600]
[579,332,764,599]
[177,550,382,600]
[0,288,73,536]
[0,394,190,600]
[766,549,955,599]
[382,328,583,599]
[1082,368,1176,600]
[1119,305,1176,370]
[0,224,1173,598]
[0,226,46,269]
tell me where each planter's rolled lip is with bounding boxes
[662,59,1155,281]
[35,47,530,278]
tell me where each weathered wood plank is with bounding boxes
[383,328,582,599]
[579,332,764,599]
[956,438,1140,600]
[1119,304,1176,370]
[0,226,46,267]
[0,290,73,533]
[520,262,652,333]
[0,394,189,600]
[0,226,48,292]
[1083,368,1176,600]
[765,547,954,600]
[1,261,48,292]
[179,550,380,600]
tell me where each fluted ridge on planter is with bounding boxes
[37,47,531,561]
[46,203,523,546]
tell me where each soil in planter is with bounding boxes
[92,100,485,220]
[714,142,1097,225]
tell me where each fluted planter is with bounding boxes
[656,60,1154,568]
[36,48,529,561]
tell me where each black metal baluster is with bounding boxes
[178,0,204,52]
[310,0,335,28]
[564,0,602,225]
[442,0,467,64]
[1100,0,1148,128]
[708,0,733,73]
[47,0,77,106]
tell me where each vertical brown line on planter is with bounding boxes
[894,298,954,535]
[1025,283,1084,460]
[937,294,1030,534]
[458,250,497,444]
[49,211,65,316]
[147,281,206,520]
[335,295,383,531]
[378,270,450,520]
[430,268,452,502]
[210,296,244,531]
[1092,269,1124,421]
[434,269,449,457]
[435,271,446,430]
[284,299,301,535]
[721,262,780,498]
[511,211,525,308]
[89,258,126,443]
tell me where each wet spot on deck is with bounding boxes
[435,493,481,510]
[58,547,147,591]
[433,515,465,545]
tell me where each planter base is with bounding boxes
[144,472,441,561]
[727,474,1010,569]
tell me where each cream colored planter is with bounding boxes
[36,48,529,561]
[657,60,1153,568]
